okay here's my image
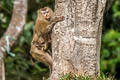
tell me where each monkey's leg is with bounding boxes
[30,44,53,74]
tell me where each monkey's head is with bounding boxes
[38,7,54,21]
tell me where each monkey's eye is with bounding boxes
[37,10,41,14]
[46,11,49,13]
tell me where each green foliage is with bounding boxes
[101,30,120,79]
[35,0,55,9]
[101,1,120,79]
[113,0,120,18]
[19,21,34,46]
[103,0,120,32]
[5,54,49,80]
[59,73,114,80]
[0,0,12,37]
[59,73,90,80]
[0,0,13,14]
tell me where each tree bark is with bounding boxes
[50,0,106,79]
[0,0,27,79]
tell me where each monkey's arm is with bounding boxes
[45,16,64,34]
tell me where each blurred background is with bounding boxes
[0,0,120,80]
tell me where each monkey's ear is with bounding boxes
[37,10,39,14]
[37,9,41,14]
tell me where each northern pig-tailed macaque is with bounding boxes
[30,7,64,73]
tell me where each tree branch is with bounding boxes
[0,0,27,79]
[0,0,27,58]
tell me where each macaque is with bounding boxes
[30,7,64,73]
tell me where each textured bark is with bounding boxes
[0,0,27,79]
[50,0,106,79]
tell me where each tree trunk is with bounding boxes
[50,0,106,79]
[0,0,27,79]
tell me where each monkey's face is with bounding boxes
[39,7,54,21]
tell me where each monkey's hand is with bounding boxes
[46,16,64,33]
[51,15,64,23]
